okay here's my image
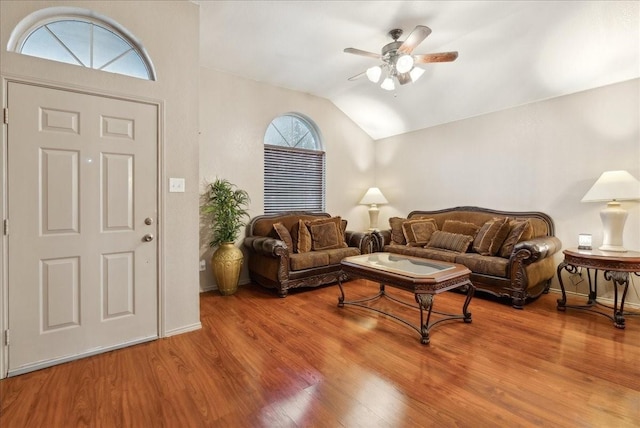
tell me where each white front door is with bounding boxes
[7,82,158,375]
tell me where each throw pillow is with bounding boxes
[498,219,533,258]
[473,217,511,256]
[294,219,312,253]
[389,217,407,245]
[305,216,347,251]
[442,220,481,238]
[402,218,438,247]
[426,231,474,253]
[272,222,293,253]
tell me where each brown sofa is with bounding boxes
[244,212,372,297]
[378,206,562,308]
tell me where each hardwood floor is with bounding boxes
[1,279,639,427]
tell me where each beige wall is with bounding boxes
[375,78,640,303]
[0,0,202,369]
[198,67,376,290]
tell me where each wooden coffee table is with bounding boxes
[338,252,474,344]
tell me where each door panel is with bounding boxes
[7,82,158,375]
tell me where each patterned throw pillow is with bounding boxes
[498,219,533,258]
[426,231,474,253]
[473,217,511,256]
[294,219,312,253]
[442,220,481,238]
[389,217,407,245]
[305,216,347,251]
[272,222,293,253]
[402,218,438,247]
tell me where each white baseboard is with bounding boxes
[200,277,251,293]
[548,288,640,310]
[164,322,202,337]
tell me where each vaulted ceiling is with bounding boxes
[197,1,639,140]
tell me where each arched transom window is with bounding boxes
[9,13,155,81]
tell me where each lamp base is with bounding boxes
[368,204,380,230]
[598,244,628,253]
[599,201,628,253]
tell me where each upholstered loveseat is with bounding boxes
[378,206,562,308]
[244,212,371,297]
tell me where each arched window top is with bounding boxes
[264,113,323,151]
[8,8,156,81]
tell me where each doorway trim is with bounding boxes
[0,74,166,379]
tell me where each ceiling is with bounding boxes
[197,1,639,140]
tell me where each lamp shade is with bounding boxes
[581,170,640,202]
[366,66,382,83]
[359,187,388,205]
[581,170,640,252]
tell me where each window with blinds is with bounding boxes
[264,114,325,214]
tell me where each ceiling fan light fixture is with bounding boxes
[409,67,425,82]
[366,66,382,83]
[395,54,414,74]
[381,77,395,91]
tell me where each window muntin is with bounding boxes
[264,114,325,214]
[17,18,153,80]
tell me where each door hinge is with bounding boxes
[3,108,7,125]
[3,219,7,236]
[4,330,8,346]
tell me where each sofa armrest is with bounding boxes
[244,236,289,257]
[512,236,562,264]
[508,236,562,308]
[378,230,392,248]
[345,231,373,254]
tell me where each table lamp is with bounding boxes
[581,170,640,252]
[360,187,388,230]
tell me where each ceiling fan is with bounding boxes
[344,25,458,90]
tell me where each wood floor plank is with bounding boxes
[1,279,639,427]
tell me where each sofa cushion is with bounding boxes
[426,231,474,253]
[455,253,508,277]
[402,218,438,247]
[498,219,533,258]
[473,217,510,256]
[442,220,480,238]
[289,251,330,271]
[305,216,347,251]
[326,247,360,265]
[292,220,312,253]
[272,222,293,254]
[389,217,408,245]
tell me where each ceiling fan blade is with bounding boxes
[414,51,459,63]
[397,72,412,85]
[348,71,366,81]
[344,48,381,59]
[399,25,432,54]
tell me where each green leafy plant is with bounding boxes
[202,178,250,247]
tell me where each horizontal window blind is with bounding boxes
[264,145,325,215]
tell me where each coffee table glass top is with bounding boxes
[343,253,454,278]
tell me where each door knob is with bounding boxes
[143,234,154,242]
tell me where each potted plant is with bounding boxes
[202,178,250,295]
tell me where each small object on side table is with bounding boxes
[578,233,592,250]
[556,248,640,328]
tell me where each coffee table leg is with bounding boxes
[462,281,475,323]
[416,294,434,344]
[337,278,345,307]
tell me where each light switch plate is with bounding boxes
[169,177,185,193]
